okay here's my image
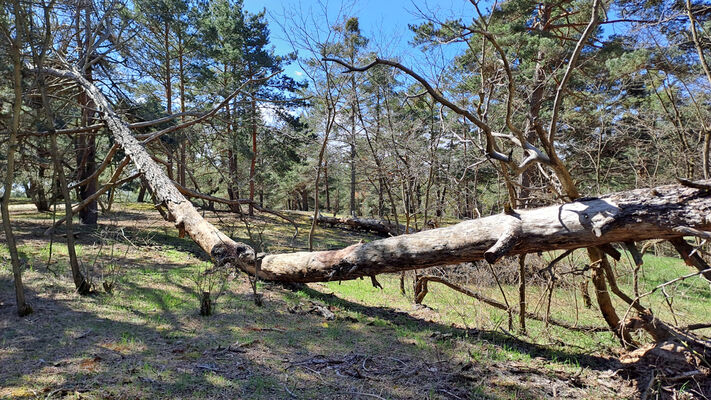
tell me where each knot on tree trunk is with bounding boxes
[211,242,256,271]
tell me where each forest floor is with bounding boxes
[1,202,710,399]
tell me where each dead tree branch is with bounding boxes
[414,275,606,332]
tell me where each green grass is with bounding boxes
[1,202,706,399]
[320,250,711,355]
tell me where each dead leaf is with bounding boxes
[79,356,102,371]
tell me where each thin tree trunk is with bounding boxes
[309,109,336,251]
[75,5,98,225]
[301,190,309,212]
[350,141,356,217]
[137,185,146,202]
[687,0,711,180]
[28,175,50,212]
[249,98,257,216]
[225,97,241,213]
[518,254,526,334]
[3,0,32,316]
[324,158,331,212]
[164,20,175,181]
[164,20,172,115]
[51,133,91,295]
[587,247,635,346]
[178,32,186,187]
[704,131,710,180]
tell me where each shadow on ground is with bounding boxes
[0,269,643,400]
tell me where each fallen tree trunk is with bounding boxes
[173,181,299,232]
[38,65,257,271]
[313,214,414,236]
[42,65,711,285]
[259,186,711,282]
[41,63,711,348]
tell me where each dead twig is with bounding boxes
[636,268,711,301]
[414,275,606,332]
[338,392,386,400]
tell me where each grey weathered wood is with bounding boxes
[313,214,414,236]
[257,185,711,282]
[38,65,256,271]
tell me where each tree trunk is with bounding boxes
[588,247,635,345]
[518,254,527,334]
[178,32,187,188]
[4,1,32,316]
[226,149,241,214]
[42,65,260,265]
[137,184,146,202]
[350,141,357,217]
[258,183,711,283]
[301,189,309,212]
[28,176,50,212]
[225,102,240,214]
[60,67,711,282]
[164,20,175,182]
[164,20,172,116]
[75,5,98,225]
[249,98,257,216]
[51,132,91,295]
[76,135,98,225]
[324,158,331,212]
[308,110,335,251]
[378,178,384,218]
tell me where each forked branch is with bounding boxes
[323,56,555,174]
[322,57,510,163]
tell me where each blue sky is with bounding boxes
[242,0,481,79]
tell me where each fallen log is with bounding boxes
[312,214,414,236]
[41,64,711,285]
[37,65,256,271]
[39,63,711,348]
[258,187,711,282]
